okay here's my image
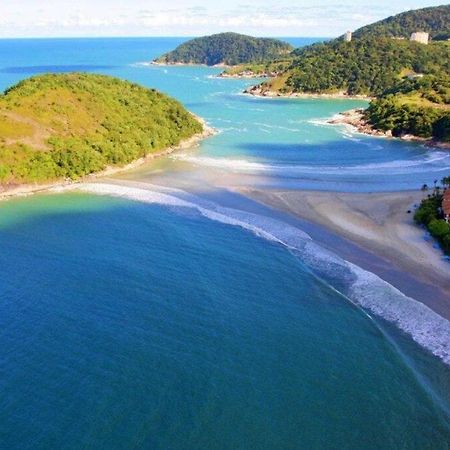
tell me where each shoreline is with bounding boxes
[243,86,372,101]
[217,72,272,79]
[328,108,450,150]
[0,119,216,202]
[239,187,450,320]
[150,61,230,68]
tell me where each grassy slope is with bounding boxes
[0,73,203,184]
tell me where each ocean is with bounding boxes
[1,37,450,449]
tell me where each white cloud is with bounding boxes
[0,0,446,37]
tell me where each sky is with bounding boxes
[0,1,445,38]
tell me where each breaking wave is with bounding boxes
[172,152,450,176]
[66,182,450,365]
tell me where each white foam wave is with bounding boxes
[130,61,154,67]
[173,155,267,171]
[73,183,310,248]
[308,117,336,127]
[68,181,450,365]
[172,152,450,176]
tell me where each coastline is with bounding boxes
[243,86,372,101]
[328,108,450,150]
[217,72,272,79]
[0,118,215,202]
[150,61,230,68]
[239,187,450,320]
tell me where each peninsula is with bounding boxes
[0,73,209,196]
[153,32,293,66]
[242,5,450,144]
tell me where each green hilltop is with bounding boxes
[0,73,203,185]
[274,38,450,96]
[154,33,293,66]
[250,4,450,98]
[353,4,450,40]
[243,5,450,143]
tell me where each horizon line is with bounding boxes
[0,35,335,40]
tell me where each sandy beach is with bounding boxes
[240,188,450,318]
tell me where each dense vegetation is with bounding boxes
[414,180,450,255]
[259,38,450,96]
[0,73,203,184]
[252,5,450,97]
[220,59,292,77]
[353,4,450,40]
[244,5,450,143]
[155,33,293,66]
[365,76,450,141]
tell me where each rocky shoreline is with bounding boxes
[328,109,450,149]
[244,85,371,100]
[218,70,280,79]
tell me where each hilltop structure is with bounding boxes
[410,32,429,44]
[344,31,352,42]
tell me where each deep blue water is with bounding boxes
[1,37,450,449]
[1,193,450,449]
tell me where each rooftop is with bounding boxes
[443,190,450,216]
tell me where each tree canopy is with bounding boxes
[0,73,202,184]
[260,38,450,96]
[353,4,450,40]
[155,33,293,66]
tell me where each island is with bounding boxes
[242,5,450,145]
[0,73,210,195]
[153,32,293,66]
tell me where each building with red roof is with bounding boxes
[443,190,450,223]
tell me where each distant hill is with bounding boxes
[246,5,450,97]
[243,5,450,143]
[0,74,203,185]
[154,33,293,66]
[353,4,450,40]
[248,38,450,97]
[282,38,449,96]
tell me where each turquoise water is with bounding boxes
[1,37,449,191]
[1,38,450,449]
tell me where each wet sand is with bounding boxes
[240,188,450,319]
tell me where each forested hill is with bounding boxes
[248,4,450,97]
[281,38,450,96]
[0,74,203,185]
[244,4,450,143]
[154,33,293,66]
[353,4,450,40]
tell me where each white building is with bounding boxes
[410,32,429,45]
[344,31,352,42]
